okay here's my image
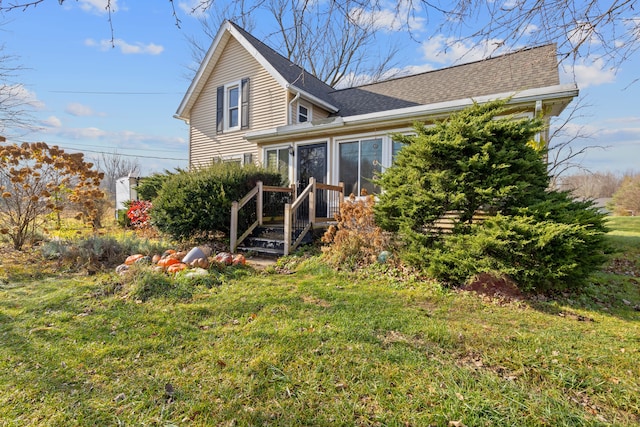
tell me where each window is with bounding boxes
[216,78,250,134]
[265,147,290,184]
[227,84,239,129]
[339,138,382,196]
[392,140,406,163]
[298,103,310,123]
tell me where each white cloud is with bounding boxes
[349,0,425,32]
[85,38,164,55]
[10,84,46,110]
[65,102,106,117]
[568,21,599,49]
[420,35,509,66]
[178,0,207,18]
[42,116,62,128]
[520,23,538,37]
[78,0,118,14]
[563,58,616,88]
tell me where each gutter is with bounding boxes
[286,84,339,113]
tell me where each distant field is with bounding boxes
[606,215,640,235]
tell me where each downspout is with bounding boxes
[534,100,549,166]
[288,91,300,125]
[287,91,301,188]
[534,100,543,146]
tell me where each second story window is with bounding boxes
[298,104,309,123]
[216,78,250,134]
[227,84,239,129]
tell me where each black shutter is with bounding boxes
[216,85,224,134]
[241,78,250,130]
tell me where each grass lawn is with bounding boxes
[0,218,639,426]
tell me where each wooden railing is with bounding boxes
[230,182,295,252]
[230,178,344,255]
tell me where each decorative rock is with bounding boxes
[182,247,206,264]
[377,251,392,264]
[185,268,208,278]
[115,264,129,275]
[167,263,188,274]
[189,258,209,269]
[135,255,151,265]
[215,252,234,266]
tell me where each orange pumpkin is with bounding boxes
[215,252,234,266]
[157,257,180,269]
[166,263,187,274]
[232,254,246,266]
[162,249,176,258]
[151,254,161,264]
[125,254,144,265]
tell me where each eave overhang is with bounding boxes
[245,83,578,144]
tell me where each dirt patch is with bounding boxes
[462,273,524,301]
[301,295,332,308]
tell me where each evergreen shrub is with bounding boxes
[374,100,609,293]
[150,162,282,240]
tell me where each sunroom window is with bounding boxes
[265,147,290,184]
[339,138,382,196]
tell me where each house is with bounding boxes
[174,20,578,254]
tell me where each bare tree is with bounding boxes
[611,172,640,215]
[93,151,141,202]
[544,96,606,188]
[0,40,36,138]
[434,0,639,81]
[185,0,401,87]
[4,1,638,82]
[557,172,623,199]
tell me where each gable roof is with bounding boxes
[227,22,338,110]
[175,20,339,122]
[176,21,566,123]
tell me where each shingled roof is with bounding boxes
[328,44,560,117]
[233,20,560,117]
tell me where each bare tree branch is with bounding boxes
[0,38,37,138]
[545,96,609,188]
[186,0,401,87]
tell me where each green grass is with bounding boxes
[1,218,639,426]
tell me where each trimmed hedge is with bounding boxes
[150,162,282,240]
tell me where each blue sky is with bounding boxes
[1,0,638,176]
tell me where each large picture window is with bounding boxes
[339,138,382,196]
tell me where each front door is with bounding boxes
[297,143,327,216]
